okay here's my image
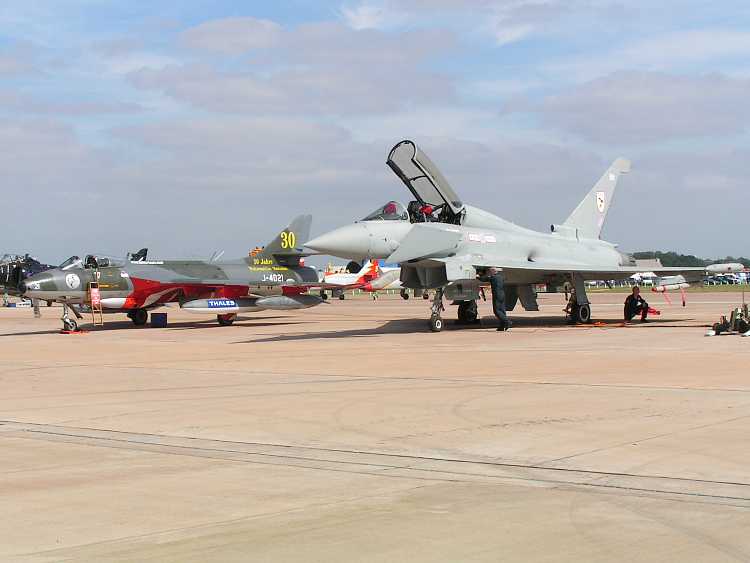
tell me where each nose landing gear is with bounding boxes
[61,304,79,332]
[429,288,445,332]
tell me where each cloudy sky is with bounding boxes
[2,0,749,263]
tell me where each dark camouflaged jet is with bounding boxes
[21,216,322,331]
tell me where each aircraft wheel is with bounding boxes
[131,308,148,326]
[576,304,592,324]
[320,291,328,301]
[457,300,478,324]
[429,314,443,332]
[63,318,78,332]
[423,292,430,300]
[338,294,345,300]
[400,289,409,300]
[217,314,236,326]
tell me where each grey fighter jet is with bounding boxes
[305,140,709,331]
[21,215,323,331]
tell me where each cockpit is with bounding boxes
[361,201,409,221]
[59,256,83,270]
[59,255,122,270]
[360,199,461,225]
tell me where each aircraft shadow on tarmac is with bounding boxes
[240,315,700,344]
[0,316,304,336]
[0,329,68,337]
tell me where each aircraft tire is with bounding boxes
[400,290,409,300]
[338,294,345,300]
[429,314,443,332]
[131,309,148,326]
[63,318,78,332]
[576,304,592,324]
[217,314,236,326]
[423,292,430,300]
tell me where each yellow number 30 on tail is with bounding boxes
[280,231,296,249]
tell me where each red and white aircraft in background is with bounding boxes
[322,260,410,299]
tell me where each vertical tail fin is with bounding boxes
[355,260,380,284]
[262,215,312,256]
[563,158,630,239]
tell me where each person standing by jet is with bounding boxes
[624,286,649,322]
[487,267,511,331]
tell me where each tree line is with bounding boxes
[633,251,749,267]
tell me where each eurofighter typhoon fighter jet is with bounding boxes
[21,215,322,331]
[305,140,709,331]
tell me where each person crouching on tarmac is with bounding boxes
[624,286,649,322]
[487,268,512,331]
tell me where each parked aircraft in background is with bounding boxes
[1,254,54,298]
[322,260,408,299]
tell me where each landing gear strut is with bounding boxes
[429,288,445,332]
[61,303,79,332]
[566,274,593,324]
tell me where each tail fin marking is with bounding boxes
[563,158,630,239]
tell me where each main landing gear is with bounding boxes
[217,313,237,326]
[429,288,445,332]
[127,308,148,326]
[570,303,592,324]
[566,274,593,324]
[456,300,479,325]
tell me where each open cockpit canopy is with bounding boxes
[386,140,465,220]
[361,200,409,221]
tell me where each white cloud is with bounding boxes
[512,71,750,143]
[338,0,616,45]
[130,23,456,116]
[0,89,143,115]
[180,17,282,55]
[546,29,750,82]
[339,3,389,30]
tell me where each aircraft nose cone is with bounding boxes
[21,272,55,298]
[305,224,371,259]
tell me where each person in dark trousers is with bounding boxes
[488,268,512,331]
[624,286,649,322]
